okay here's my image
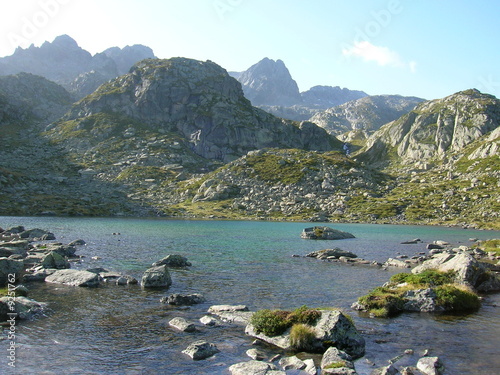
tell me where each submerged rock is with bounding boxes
[160,293,205,305]
[306,248,357,259]
[169,317,196,332]
[152,254,192,267]
[0,296,47,321]
[301,226,355,240]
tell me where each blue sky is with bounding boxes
[0,0,499,100]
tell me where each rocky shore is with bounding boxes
[1,224,499,374]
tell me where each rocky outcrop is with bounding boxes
[141,265,172,288]
[310,95,423,135]
[359,89,500,165]
[161,293,204,305]
[245,310,365,359]
[301,226,355,240]
[0,258,24,285]
[412,251,500,292]
[0,296,47,321]
[306,248,357,259]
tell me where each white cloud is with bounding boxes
[342,41,416,73]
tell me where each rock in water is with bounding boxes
[182,341,219,360]
[141,265,172,288]
[45,269,100,287]
[301,226,355,240]
[152,254,191,267]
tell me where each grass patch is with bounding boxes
[435,285,481,311]
[479,239,500,256]
[390,270,457,286]
[250,305,321,337]
[289,323,317,351]
[324,361,348,369]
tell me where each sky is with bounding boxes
[0,0,499,100]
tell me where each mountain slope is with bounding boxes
[358,89,500,165]
[310,95,424,135]
[301,85,368,109]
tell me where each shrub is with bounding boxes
[250,306,321,337]
[289,323,317,351]
[357,286,406,317]
[324,361,347,369]
[250,309,290,336]
[435,285,481,311]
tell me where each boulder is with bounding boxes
[403,288,444,312]
[45,269,100,287]
[40,251,70,269]
[306,248,358,259]
[169,317,196,332]
[209,305,253,324]
[412,252,500,292]
[416,356,445,375]
[160,293,205,305]
[320,347,355,372]
[152,254,191,267]
[245,310,365,359]
[208,304,249,313]
[115,275,138,285]
[0,257,24,285]
[141,265,172,288]
[19,228,55,240]
[0,296,47,321]
[279,355,307,370]
[68,239,86,246]
[200,315,218,326]
[23,268,57,282]
[229,360,281,375]
[301,226,355,240]
[246,348,266,361]
[182,340,219,360]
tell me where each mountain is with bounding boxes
[233,58,368,121]
[358,89,500,165]
[0,35,156,98]
[310,95,424,135]
[236,58,302,107]
[103,44,155,75]
[301,85,368,109]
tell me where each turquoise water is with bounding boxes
[1,217,499,374]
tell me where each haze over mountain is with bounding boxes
[0,35,155,98]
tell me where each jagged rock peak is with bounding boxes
[103,44,156,75]
[358,89,500,164]
[237,57,302,106]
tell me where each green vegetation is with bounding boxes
[289,323,317,351]
[479,239,500,256]
[324,361,348,369]
[357,269,480,318]
[250,305,321,337]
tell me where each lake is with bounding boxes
[1,216,499,374]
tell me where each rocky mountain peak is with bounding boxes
[56,57,336,162]
[237,57,302,106]
[301,85,368,109]
[103,44,156,75]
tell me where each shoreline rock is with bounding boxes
[301,226,355,240]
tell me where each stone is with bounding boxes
[0,296,47,320]
[45,269,100,287]
[152,254,191,267]
[306,248,358,259]
[320,347,353,369]
[403,288,443,312]
[23,268,57,282]
[41,251,70,269]
[383,258,411,268]
[228,360,280,375]
[141,265,172,288]
[301,226,355,240]
[416,356,445,375]
[0,257,24,285]
[169,317,196,332]
[199,315,218,326]
[303,359,317,375]
[246,348,266,361]
[208,304,249,312]
[279,355,306,370]
[69,239,86,246]
[373,364,399,375]
[160,293,204,305]
[19,228,55,240]
[115,275,138,285]
[182,341,219,360]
